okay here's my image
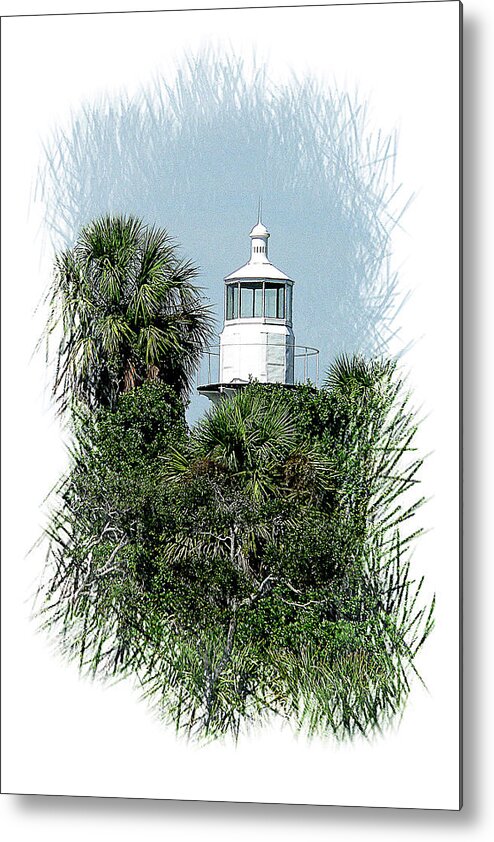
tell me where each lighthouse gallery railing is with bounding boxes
[198,343,320,388]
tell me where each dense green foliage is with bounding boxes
[39,358,433,742]
[41,382,187,672]
[43,215,214,412]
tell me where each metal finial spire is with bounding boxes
[257,196,262,224]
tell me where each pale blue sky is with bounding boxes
[39,51,407,424]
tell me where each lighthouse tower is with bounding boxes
[198,214,316,402]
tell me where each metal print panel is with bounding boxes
[1,0,461,809]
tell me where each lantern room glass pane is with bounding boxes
[240,285,254,318]
[265,285,277,318]
[277,286,285,319]
[226,284,238,320]
[239,283,263,318]
[254,285,263,317]
[265,284,285,319]
[286,286,292,323]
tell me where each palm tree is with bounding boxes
[163,385,334,580]
[45,214,214,412]
[324,352,396,397]
[323,353,424,552]
[166,386,334,503]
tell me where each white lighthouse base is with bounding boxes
[219,321,295,386]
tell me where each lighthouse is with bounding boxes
[198,214,318,402]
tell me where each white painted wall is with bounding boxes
[219,321,295,384]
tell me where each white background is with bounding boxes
[0,0,487,837]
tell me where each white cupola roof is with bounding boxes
[225,215,292,283]
[249,221,269,238]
